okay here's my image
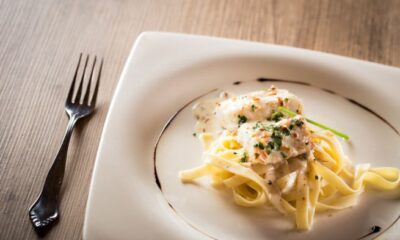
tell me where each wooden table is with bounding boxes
[1,0,399,239]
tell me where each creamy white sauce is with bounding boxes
[192,91,232,133]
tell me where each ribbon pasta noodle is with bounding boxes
[179,86,400,230]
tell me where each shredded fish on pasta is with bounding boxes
[179,86,400,230]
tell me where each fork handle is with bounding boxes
[29,116,78,229]
[42,116,77,199]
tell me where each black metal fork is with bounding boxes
[28,54,103,234]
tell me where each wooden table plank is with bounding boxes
[0,0,399,239]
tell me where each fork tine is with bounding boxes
[84,56,97,105]
[74,55,89,103]
[66,53,82,103]
[90,58,103,106]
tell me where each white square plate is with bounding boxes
[83,32,400,240]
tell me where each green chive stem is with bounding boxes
[277,106,350,140]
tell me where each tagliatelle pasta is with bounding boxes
[179,86,400,230]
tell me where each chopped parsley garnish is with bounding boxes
[272,136,282,149]
[192,133,197,137]
[253,123,293,156]
[238,115,247,126]
[253,121,261,130]
[254,124,290,155]
[251,104,256,112]
[282,127,290,136]
[271,111,284,122]
[265,126,285,154]
[294,119,304,127]
[253,121,274,131]
[271,127,283,147]
[280,152,287,158]
[233,152,237,155]
[266,142,273,154]
[240,152,248,163]
[284,97,289,102]
[254,142,265,150]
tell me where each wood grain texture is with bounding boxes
[0,0,399,239]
